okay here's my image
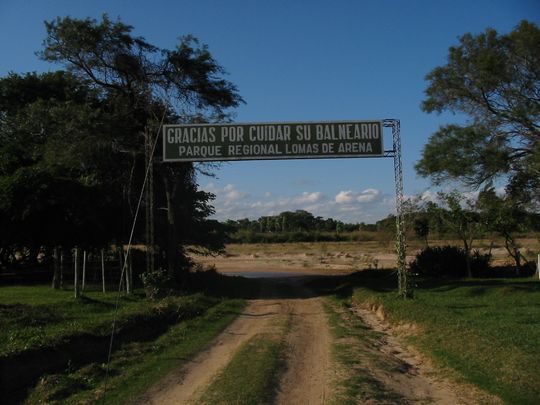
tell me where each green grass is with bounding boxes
[350,273,540,405]
[323,297,404,405]
[0,285,213,356]
[198,334,285,405]
[25,299,247,404]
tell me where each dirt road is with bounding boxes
[137,277,333,404]
[138,273,497,404]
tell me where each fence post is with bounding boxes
[82,250,87,291]
[74,248,80,299]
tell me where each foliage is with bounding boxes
[417,20,540,205]
[413,216,430,247]
[140,268,175,300]
[0,71,124,267]
[410,246,491,278]
[228,210,354,234]
[477,188,530,273]
[0,15,243,277]
[351,273,540,404]
[427,191,483,277]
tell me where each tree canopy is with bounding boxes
[416,21,540,205]
[0,15,243,276]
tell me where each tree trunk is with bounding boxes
[504,235,522,276]
[101,248,106,293]
[52,247,61,289]
[164,180,179,278]
[463,240,472,278]
[60,249,64,289]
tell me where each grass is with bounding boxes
[0,285,216,356]
[350,271,540,405]
[323,297,405,404]
[0,280,252,404]
[198,334,285,405]
[0,285,148,356]
[25,299,247,404]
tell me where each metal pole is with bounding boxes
[383,119,411,298]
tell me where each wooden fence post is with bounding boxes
[74,248,80,299]
[82,250,87,291]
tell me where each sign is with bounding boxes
[163,120,384,162]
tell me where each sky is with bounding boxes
[1,0,538,223]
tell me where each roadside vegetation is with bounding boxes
[1,268,259,404]
[337,270,540,405]
[24,297,246,404]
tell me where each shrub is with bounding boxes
[140,268,175,299]
[410,246,491,278]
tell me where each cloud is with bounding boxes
[294,191,324,204]
[335,188,381,204]
[200,184,394,223]
[335,191,355,204]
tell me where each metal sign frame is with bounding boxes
[162,120,385,162]
[161,118,411,298]
[383,119,410,298]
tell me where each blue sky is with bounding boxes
[1,0,538,223]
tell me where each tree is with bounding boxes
[0,71,123,273]
[413,217,430,247]
[416,21,540,205]
[477,188,529,274]
[40,15,243,279]
[427,192,482,277]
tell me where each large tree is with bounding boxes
[0,71,122,268]
[416,21,540,205]
[40,15,243,278]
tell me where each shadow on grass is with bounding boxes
[189,266,540,303]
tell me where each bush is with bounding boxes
[140,268,175,299]
[410,246,491,278]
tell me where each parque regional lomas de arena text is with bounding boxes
[165,122,382,160]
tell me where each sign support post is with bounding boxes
[384,119,411,298]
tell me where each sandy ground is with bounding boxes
[137,277,334,405]
[137,250,502,404]
[136,298,284,404]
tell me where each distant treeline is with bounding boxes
[222,209,540,244]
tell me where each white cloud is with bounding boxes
[294,191,324,204]
[335,190,355,204]
[356,188,380,203]
[335,188,381,204]
[200,184,394,223]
